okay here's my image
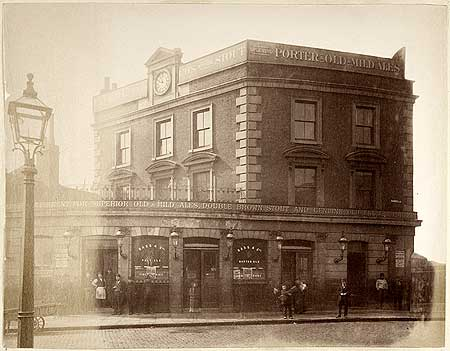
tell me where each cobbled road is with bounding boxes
[2,321,444,349]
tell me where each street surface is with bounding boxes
[2,321,444,349]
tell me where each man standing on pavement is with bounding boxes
[112,274,127,315]
[376,273,389,309]
[337,278,349,318]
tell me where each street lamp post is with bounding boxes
[8,74,53,348]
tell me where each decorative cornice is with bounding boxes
[283,145,330,160]
[181,151,218,168]
[344,150,387,164]
[145,160,179,175]
[106,168,136,182]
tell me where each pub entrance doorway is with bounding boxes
[183,238,219,310]
[82,236,118,279]
[281,240,313,308]
[347,241,368,306]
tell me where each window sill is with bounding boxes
[153,154,173,161]
[113,163,131,169]
[291,139,322,146]
[189,146,213,153]
[352,143,380,150]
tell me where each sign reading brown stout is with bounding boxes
[29,200,417,220]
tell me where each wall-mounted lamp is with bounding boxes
[63,230,77,259]
[272,234,283,262]
[114,229,128,259]
[170,227,181,260]
[222,230,234,261]
[334,233,348,263]
[376,238,392,264]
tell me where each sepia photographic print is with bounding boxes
[1,1,447,350]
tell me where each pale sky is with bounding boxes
[2,3,447,262]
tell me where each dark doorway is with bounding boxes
[82,236,118,279]
[347,241,368,306]
[85,248,117,277]
[183,238,219,309]
[281,240,313,308]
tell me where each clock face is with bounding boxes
[154,70,171,95]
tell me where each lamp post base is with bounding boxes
[17,311,34,348]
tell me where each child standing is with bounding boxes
[274,284,293,319]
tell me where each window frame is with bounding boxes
[349,167,381,210]
[190,104,213,152]
[113,127,131,168]
[291,96,322,145]
[293,166,318,207]
[153,115,174,160]
[352,102,380,149]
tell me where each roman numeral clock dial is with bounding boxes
[154,69,171,96]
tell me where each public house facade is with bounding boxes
[80,40,419,312]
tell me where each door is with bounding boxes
[281,250,313,306]
[183,249,219,309]
[347,241,368,306]
[201,250,219,308]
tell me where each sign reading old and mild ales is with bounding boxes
[179,39,405,83]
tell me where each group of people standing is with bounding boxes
[336,273,404,318]
[87,272,155,315]
[273,279,308,319]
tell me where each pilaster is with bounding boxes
[401,103,414,212]
[235,87,263,203]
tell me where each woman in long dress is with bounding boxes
[92,272,107,308]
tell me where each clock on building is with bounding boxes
[154,69,171,96]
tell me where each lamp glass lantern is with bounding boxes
[226,232,234,248]
[8,74,52,155]
[383,238,392,252]
[276,235,284,251]
[114,230,125,247]
[338,235,348,252]
[170,230,179,248]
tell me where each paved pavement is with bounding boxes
[3,307,444,333]
[2,320,445,349]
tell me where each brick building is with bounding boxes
[5,39,420,314]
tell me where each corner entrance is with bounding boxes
[183,238,219,310]
[347,241,368,306]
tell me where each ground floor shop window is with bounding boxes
[132,236,169,282]
[131,236,170,313]
[233,239,267,281]
[232,239,269,311]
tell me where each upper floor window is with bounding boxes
[154,116,173,159]
[115,129,130,166]
[192,106,212,151]
[352,103,380,149]
[291,97,322,145]
[294,167,317,207]
[193,171,210,201]
[154,177,172,200]
[353,171,374,209]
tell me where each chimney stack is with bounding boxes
[100,77,111,94]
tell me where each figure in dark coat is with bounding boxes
[127,279,137,315]
[393,278,403,310]
[337,278,349,318]
[112,274,127,315]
